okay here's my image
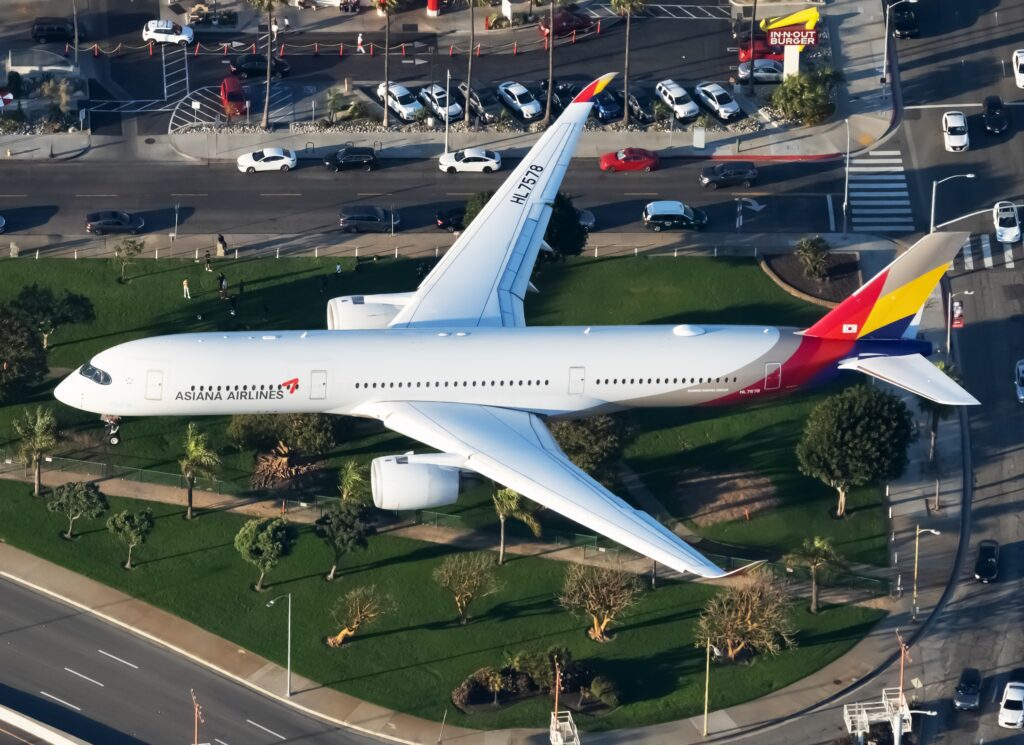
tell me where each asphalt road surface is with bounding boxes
[0,577,388,745]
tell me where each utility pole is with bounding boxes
[843,117,850,234]
[444,68,451,154]
[190,689,204,745]
[72,0,80,67]
[702,637,711,736]
[746,0,758,95]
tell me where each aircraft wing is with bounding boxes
[387,73,617,329]
[839,353,980,405]
[355,400,727,578]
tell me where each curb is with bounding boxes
[758,256,839,309]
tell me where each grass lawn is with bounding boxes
[0,480,885,731]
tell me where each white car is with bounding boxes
[1014,359,1024,404]
[737,59,784,83]
[438,148,502,174]
[497,82,542,120]
[1013,49,1024,88]
[377,82,424,122]
[999,681,1024,728]
[942,111,970,152]
[417,84,462,122]
[994,201,1021,243]
[654,79,698,120]
[142,20,194,45]
[695,82,741,119]
[236,148,298,173]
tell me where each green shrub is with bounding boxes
[227,414,282,451]
[6,71,23,98]
[590,675,620,707]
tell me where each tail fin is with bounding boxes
[803,232,968,341]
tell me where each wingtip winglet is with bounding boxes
[571,72,618,105]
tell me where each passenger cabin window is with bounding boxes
[79,363,112,385]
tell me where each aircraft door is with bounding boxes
[764,363,782,391]
[568,367,585,395]
[144,370,163,400]
[310,370,328,400]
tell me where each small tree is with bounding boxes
[325,88,346,123]
[338,460,369,504]
[796,385,913,517]
[179,422,221,520]
[694,569,795,661]
[549,415,624,488]
[463,190,496,228]
[247,0,280,129]
[544,192,588,259]
[39,77,72,117]
[611,0,648,127]
[559,563,642,642]
[433,552,501,625]
[492,487,540,565]
[770,66,844,125]
[10,284,96,350]
[283,413,336,455]
[482,667,504,705]
[106,509,154,570]
[784,536,843,614]
[13,406,59,497]
[327,585,395,647]
[234,517,291,591]
[113,238,145,282]
[315,500,374,581]
[47,481,108,539]
[794,236,829,281]
[0,313,48,405]
[918,360,960,464]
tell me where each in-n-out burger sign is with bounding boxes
[768,26,818,46]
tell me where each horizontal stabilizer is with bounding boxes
[838,354,980,406]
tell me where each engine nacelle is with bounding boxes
[326,292,414,330]
[371,453,462,511]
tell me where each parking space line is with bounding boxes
[40,691,80,711]
[246,720,286,741]
[826,194,835,231]
[868,150,902,156]
[64,667,104,687]
[1003,242,1015,268]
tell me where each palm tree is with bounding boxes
[338,460,368,503]
[179,422,221,520]
[463,0,487,126]
[919,360,961,464]
[610,0,647,127]
[492,487,541,565]
[379,0,399,127]
[785,536,842,614]
[247,0,279,130]
[13,406,58,497]
[541,0,559,126]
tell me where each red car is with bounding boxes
[539,6,593,37]
[599,148,659,173]
[737,38,786,62]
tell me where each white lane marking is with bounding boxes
[1003,242,1015,268]
[905,103,983,109]
[624,192,659,196]
[849,166,905,172]
[445,192,474,196]
[0,194,27,197]
[215,739,230,745]
[98,649,138,669]
[980,234,993,268]
[64,667,104,687]
[827,194,835,231]
[246,720,286,741]
[850,158,904,164]
[848,174,907,180]
[961,238,974,271]
[852,226,914,232]
[850,191,909,197]
[260,193,301,196]
[868,150,902,155]
[851,216,915,224]
[40,691,81,711]
[74,194,119,197]
[847,182,911,189]
[357,192,388,196]
[171,193,208,197]
[852,208,913,214]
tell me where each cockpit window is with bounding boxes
[79,363,112,385]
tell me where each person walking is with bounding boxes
[283,17,290,34]
[357,32,365,53]
[204,251,213,272]
[182,278,191,299]
[217,233,227,256]
[229,296,238,316]
[271,19,279,41]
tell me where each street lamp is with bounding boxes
[912,525,940,621]
[444,68,452,155]
[881,0,917,86]
[843,117,850,234]
[930,173,975,233]
[945,289,974,358]
[266,593,292,697]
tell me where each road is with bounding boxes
[0,577,387,745]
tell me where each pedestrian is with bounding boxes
[182,278,191,299]
[283,17,290,33]
[204,251,213,272]
[335,262,342,275]
[218,272,227,299]
[229,296,237,316]
[357,32,365,53]
[271,19,279,41]
[217,233,227,256]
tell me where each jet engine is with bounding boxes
[326,292,414,330]
[370,453,463,511]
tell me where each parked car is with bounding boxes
[497,81,543,119]
[737,59,784,83]
[1000,680,1024,728]
[994,201,1021,243]
[737,37,786,62]
[436,207,465,232]
[438,148,502,174]
[1016,359,1024,403]
[236,148,297,173]
[458,83,503,124]
[615,89,657,124]
[339,205,400,233]
[31,17,77,44]
[1013,49,1024,88]
[953,668,982,712]
[85,211,145,235]
[538,6,593,37]
[942,111,969,152]
[418,84,463,122]
[891,5,918,37]
[695,82,741,119]
[699,161,758,189]
[974,539,999,583]
[322,146,376,172]
[219,76,247,118]
[539,80,580,117]
[591,89,623,122]
[599,148,659,173]
[377,82,424,122]
[142,20,194,45]
[655,79,698,120]
[642,201,707,231]
[229,53,290,79]
[0,215,6,234]
[983,95,1009,135]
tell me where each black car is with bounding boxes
[642,201,708,231]
[323,146,377,172]
[974,539,999,583]
[458,83,503,124]
[338,205,399,233]
[699,162,759,189]
[891,7,918,38]
[229,54,291,79]
[953,668,982,711]
[435,207,465,232]
[32,17,78,44]
[85,210,144,235]
[539,80,580,117]
[613,89,656,125]
[983,95,1010,135]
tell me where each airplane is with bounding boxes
[55,72,977,579]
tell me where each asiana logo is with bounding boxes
[174,377,298,401]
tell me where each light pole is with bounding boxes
[702,637,711,736]
[881,0,917,88]
[444,68,452,154]
[266,593,292,697]
[945,289,974,357]
[930,173,975,233]
[912,525,940,621]
[72,0,79,67]
[843,117,850,234]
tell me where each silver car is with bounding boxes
[737,59,784,83]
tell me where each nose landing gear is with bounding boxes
[101,415,122,446]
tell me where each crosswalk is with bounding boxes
[848,150,914,234]
[952,234,1017,272]
[585,3,730,19]
[161,43,190,101]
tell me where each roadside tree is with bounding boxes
[433,552,501,625]
[559,563,642,642]
[106,509,155,570]
[315,500,374,581]
[482,667,504,705]
[179,422,221,520]
[694,569,795,661]
[338,460,369,504]
[246,0,280,129]
[378,0,400,127]
[544,192,588,259]
[113,238,144,283]
[0,314,48,405]
[541,0,565,127]
[549,415,624,488]
[13,406,59,497]
[770,66,843,126]
[327,585,394,647]
[463,0,488,126]
[463,190,495,227]
[492,487,541,565]
[47,481,108,540]
[610,0,648,127]
[794,236,829,281]
[234,517,291,592]
[918,360,960,464]
[796,385,913,517]
[784,536,844,614]
[10,284,95,350]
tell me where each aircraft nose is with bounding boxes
[54,372,81,408]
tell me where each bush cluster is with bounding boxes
[227,413,344,455]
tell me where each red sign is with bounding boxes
[768,26,818,46]
[951,300,964,329]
